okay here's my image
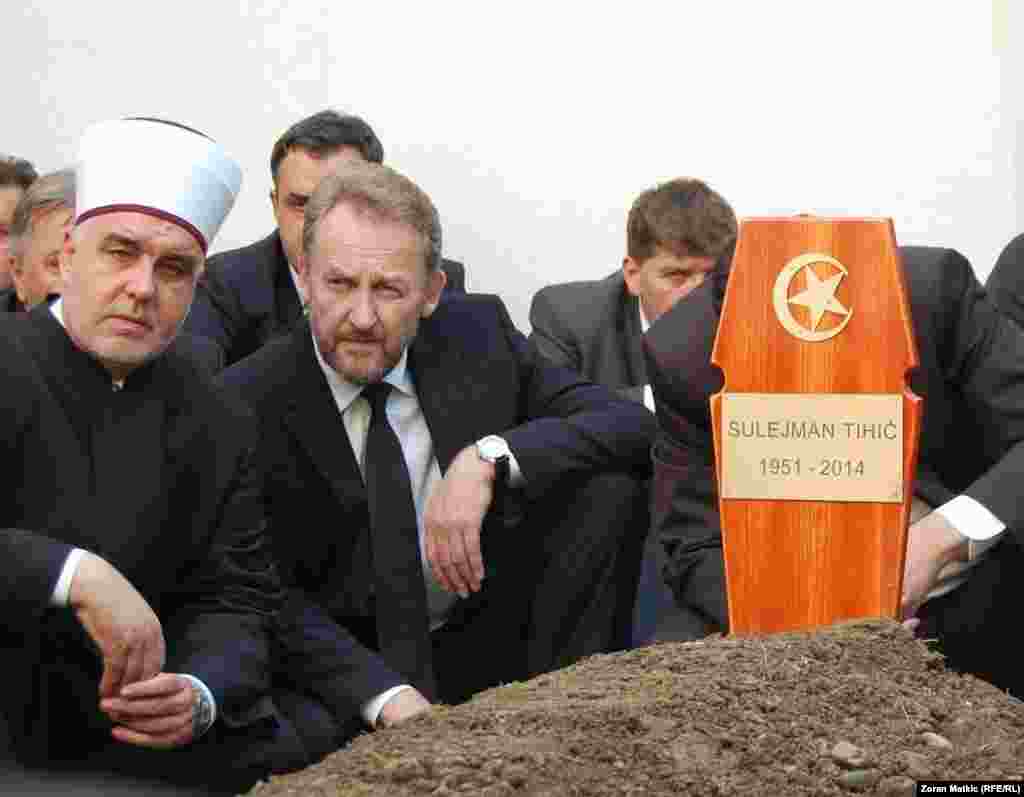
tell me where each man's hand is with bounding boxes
[100,673,197,749]
[69,552,165,698]
[901,512,968,620]
[423,445,495,597]
[377,688,432,728]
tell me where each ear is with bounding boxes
[420,267,447,319]
[270,187,282,228]
[294,249,310,304]
[10,256,27,303]
[622,256,642,297]
[59,229,75,283]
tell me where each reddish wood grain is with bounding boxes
[711,218,921,634]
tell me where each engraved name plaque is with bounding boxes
[720,393,903,502]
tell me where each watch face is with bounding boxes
[478,436,507,460]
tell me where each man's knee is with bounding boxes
[559,471,649,525]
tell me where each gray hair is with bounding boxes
[9,168,75,259]
[301,161,442,273]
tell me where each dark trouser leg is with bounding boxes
[433,470,647,705]
[917,537,1023,698]
[630,531,672,646]
[521,471,648,676]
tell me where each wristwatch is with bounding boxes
[187,677,216,739]
[476,435,511,505]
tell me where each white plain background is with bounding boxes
[5,1,1020,330]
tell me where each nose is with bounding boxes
[124,258,156,301]
[347,286,379,330]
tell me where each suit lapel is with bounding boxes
[265,232,305,331]
[408,312,491,473]
[620,289,647,388]
[282,328,366,507]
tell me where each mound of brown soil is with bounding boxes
[251,620,1023,796]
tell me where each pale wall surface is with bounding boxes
[3,1,1018,329]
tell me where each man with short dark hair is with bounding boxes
[528,177,737,645]
[529,178,737,408]
[3,168,74,312]
[0,155,38,293]
[185,110,465,368]
[218,161,656,748]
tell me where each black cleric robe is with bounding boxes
[0,304,282,763]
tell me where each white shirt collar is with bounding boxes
[287,264,306,306]
[638,299,652,334]
[310,326,414,412]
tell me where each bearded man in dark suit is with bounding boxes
[644,243,1024,698]
[184,110,465,369]
[218,161,656,746]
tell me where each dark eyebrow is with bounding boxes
[160,252,203,273]
[101,233,142,250]
[98,233,202,276]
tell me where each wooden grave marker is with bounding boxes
[710,217,921,633]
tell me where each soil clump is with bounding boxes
[251,620,1023,796]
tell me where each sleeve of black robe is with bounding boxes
[160,420,284,729]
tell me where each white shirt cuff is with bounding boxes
[179,674,218,737]
[935,495,1007,560]
[643,384,655,413]
[507,450,524,487]
[51,548,87,607]
[362,685,413,727]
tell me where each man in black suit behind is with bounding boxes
[218,161,657,742]
[644,244,1024,697]
[529,178,737,407]
[528,178,737,644]
[985,232,1024,328]
[184,110,465,369]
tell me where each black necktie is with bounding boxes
[362,382,436,699]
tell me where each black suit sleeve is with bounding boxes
[0,530,74,631]
[934,249,1024,539]
[647,400,729,630]
[639,283,739,631]
[498,301,658,497]
[0,336,77,631]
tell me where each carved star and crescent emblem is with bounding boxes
[772,253,853,342]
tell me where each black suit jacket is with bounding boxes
[0,307,281,759]
[217,293,657,714]
[643,246,1024,629]
[529,271,647,404]
[186,230,468,369]
[986,232,1024,329]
